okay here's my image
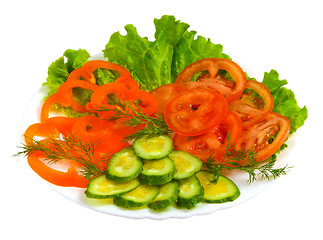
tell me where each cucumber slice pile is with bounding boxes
[147,181,179,210]
[85,175,140,199]
[85,135,241,210]
[140,157,176,185]
[114,184,159,208]
[133,135,173,159]
[168,150,203,180]
[106,147,142,182]
[177,175,204,209]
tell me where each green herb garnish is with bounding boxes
[15,135,111,179]
[94,93,171,141]
[204,134,292,183]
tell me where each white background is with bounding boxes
[1,0,322,239]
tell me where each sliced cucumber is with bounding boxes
[168,151,203,180]
[114,184,159,208]
[196,171,240,203]
[177,175,204,209]
[148,181,179,210]
[85,175,140,199]
[106,147,142,183]
[139,157,176,185]
[133,135,173,160]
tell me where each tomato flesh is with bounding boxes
[150,83,188,115]
[235,112,290,162]
[164,88,228,136]
[173,111,241,161]
[175,58,247,102]
[229,80,273,129]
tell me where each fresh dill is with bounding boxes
[15,134,111,179]
[204,134,292,183]
[93,93,171,141]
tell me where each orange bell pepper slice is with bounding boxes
[40,80,99,123]
[28,152,89,188]
[24,118,89,188]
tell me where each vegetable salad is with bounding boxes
[17,15,308,211]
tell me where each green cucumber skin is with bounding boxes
[148,196,178,210]
[105,166,142,183]
[202,190,240,204]
[113,190,159,208]
[134,147,173,160]
[84,175,141,199]
[133,135,173,160]
[197,171,240,204]
[147,185,179,210]
[176,188,204,209]
[176,175,204,209]
[106,147,143,183]
[139,170,175,186]
[113,197,149,208]
[85,187,139,199]
[84,189,112,199]
[169,151,203,180]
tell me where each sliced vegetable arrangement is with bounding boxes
[16,15,308,212]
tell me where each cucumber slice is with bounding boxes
[114,184,159,208]
[106,147,142,183]
[133,135,173,160]
[196,171,240,203]
[85,175,140,199]
[139,157,176,185]
[177,175,204,209]
[148,181,179,210]
[168,151,203,180]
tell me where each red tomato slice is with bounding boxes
[164,88,228,136]
[175,58,247,102]
[173,111,241,161]
[229,80,273,129]
[150,83,188,115]
[235,112,290,162]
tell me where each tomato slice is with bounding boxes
[164,88,228,136]
[150,83,188,115]
[235,112,290,162]
[173,111,241,161]
[228,80,273,129]
[175,58,247,102]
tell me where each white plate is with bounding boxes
[20,55,292,220]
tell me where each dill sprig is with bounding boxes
[15,135,111,179]
[204,134,291,183]
[93,93,171,141]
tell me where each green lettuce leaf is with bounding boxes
[103,15,230,91]
[103,15,190,91]
[171,31,231,82]
[43,49,90,98]
[262,70,308,133]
